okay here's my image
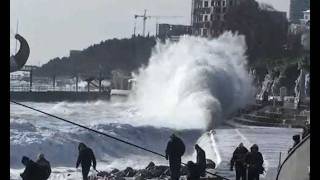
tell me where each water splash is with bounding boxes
[131,32,255,130]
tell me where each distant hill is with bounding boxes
[34,36,156,77]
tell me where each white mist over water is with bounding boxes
[131,32,255,130]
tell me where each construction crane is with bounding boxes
[134,10,183,37]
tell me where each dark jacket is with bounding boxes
[187,162,201,180]
[20,160,43,180]
[165,136,185,160]
[245,151,264,173]
[231,146,249,168]
[196,146,206,172]
[76,147,97,169]
[36,157,51,179]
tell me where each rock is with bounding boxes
[134,175,146,180]
[206,159,216,169]
[149,165,169,177]
[96,171,110,177]
[145,161,155,170]
[123,167,136,177]
[135,169,153,179]
[111,168,120,174]
[114,170,126,178]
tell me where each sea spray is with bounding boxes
[131,32,255,130]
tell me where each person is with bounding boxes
[165,133,185,180]
[230,143,248,180]
[195,144,206,177]
[36,153,51,180]
[20,156,43,180]
[302,121,310,138]
[289,134,300,152]
[186,161,201,180]
[245,144,264,180]
[76,142,97,180]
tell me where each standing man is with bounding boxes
[165,133,186,180]
[230,143,249,180]
[76,142,97,180]
[36,153,51,180]
[245,144,264,180]
[195,144,206,177]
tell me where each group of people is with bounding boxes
[165,133,207,180]
[20,142,96,180]
[20,135,267,180]
[230,143,264,180]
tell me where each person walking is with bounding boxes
[245,144,264,180]
[230,143,249,180]
[165,133,185,180]
[76,142,97,180]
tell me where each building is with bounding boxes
[191,0,246,37]
[300,10,310,25]
[157,24,192,40]
[289,0,309,24]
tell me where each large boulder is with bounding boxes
[123,167,136,177]
[110,168,120,174]
[149,165,169,177]
[206,159,216,169]
[145,161,155,170]
[96,171,110,177]
[181,165,188,175]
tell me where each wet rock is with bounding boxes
[135,169,153,179]
[96,171,110,177]
[134,175,146,180]
[149,165,169,177]
[111,168,120,174]
[114,170,126,178]
[123,167,136,177]
[145,161,155,170]
[206,159,216,169]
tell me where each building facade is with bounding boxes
[157,24,192,40]
[191,0,245,37]
[289,0,309,24]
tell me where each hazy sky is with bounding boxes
[10,0,290,65]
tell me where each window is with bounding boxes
[229,0,233,6]
[217,0,221,7]
[203,28,208,36]
[204,15,208,21]
[210,14,214,21]
[199,14,203,22]
[211,0,214,6]
[204,1,209,7]
[222,0,226,6]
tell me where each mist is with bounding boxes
[131,32,255,130]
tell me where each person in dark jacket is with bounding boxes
[245,144,264,180]
[230,143,249,180]
[165,133,186,180]
[20,156,43,180]
[76,143,97,180]
[289,134,300,153]
[186,161,201,180]
[195,144,206,177]
[36,153,51,180]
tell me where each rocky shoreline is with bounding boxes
[91,159,218,180]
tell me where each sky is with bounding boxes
[10,0,290,66]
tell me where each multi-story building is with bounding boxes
[191,0,246,37]
[289,0,310,24]
[157,24,192,40]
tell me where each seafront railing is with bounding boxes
[10,85,99,92]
